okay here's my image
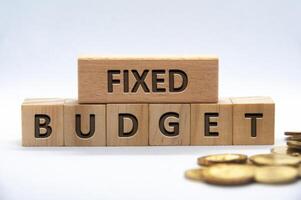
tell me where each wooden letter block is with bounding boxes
[64,99,106,146]
[149,104,190,145]
[22,98,64,146]
[191,98,233,145]
[78,56,218,103]
[106,104,148,146]
[231,97,275,145]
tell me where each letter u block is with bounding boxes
[106,104,149,146]
[22,99,64,146]
[64,99,106,146]
[231,97,275,145]
[149,104,190,145]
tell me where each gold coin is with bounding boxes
[285,131,301,136]
[255,166,298,184]
[202,164,255,185]
[299,165,301,177]
[197,154,248,166]
[287,141,301,149]
[286,136,301,141]
[250,154,301,166]
[184,168,205,181]
[271,146,301,157]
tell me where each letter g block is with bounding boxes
[22,98,64,146]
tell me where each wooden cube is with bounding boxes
[64,99,106,146]
[149,104,190,145]
[78,56,218,103]
[191,98,233,145]
[106,104,148,146]
[22,98,64,146]
[231,97,275,145]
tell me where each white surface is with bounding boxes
[1,0,301,200]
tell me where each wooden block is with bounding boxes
[78,56,218,103]
[64,99,106,146]
[149,104,190,145]
[22,98,64,146]
[231,97,275,145]
[106,104,148,146]
[191,98,233,145]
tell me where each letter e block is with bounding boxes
[22,98,64,146]
[231,97,275,145]
[106,104,148,146]
[149,104,190,145]
[191,98,233,145]
[64,99,106,146]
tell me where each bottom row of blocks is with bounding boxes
[21,97,275,146]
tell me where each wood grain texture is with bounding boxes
[231,97,275,145]
[106,104,148,146]
[22,98,64,146]
[78,56,218,103]
[64,99,106,146]
[191,98,233,145]
[149,104,190,145]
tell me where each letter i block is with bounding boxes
[22,99,64,146]
[64,99,106,146]
[149,104,190,145]
[191,98,233,145]
[106,104,149,146]
[231,97,275,145]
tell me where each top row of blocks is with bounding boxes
[78,56,218,103]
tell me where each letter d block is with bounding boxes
[231,97,275,145]
[106,104,148,146]
[149,104,190,145]
[22,99,64,146]
[64,99,106,146]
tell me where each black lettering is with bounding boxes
[108,70,121,93]
[204,113,219,136]
[131,70,150,92]
[169,70,188,92]
[118,113,138,137]
[245,113,263,137]
[34,114,52,138]
[159,112,179,136]
[75,114,95,138]
[152,70,166,92]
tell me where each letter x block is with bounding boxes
[64,99,106,146]
[231,97,275,145]
[106,104,149,146]
[22,99,64,146]
[149,104,190,145]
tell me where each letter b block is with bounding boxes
[231,97,275,145]
[22,99,64,146]
[149,104,190,145]
[106,104,149,146]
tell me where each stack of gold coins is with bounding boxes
[185,153,301,186]
[271,131,301,157]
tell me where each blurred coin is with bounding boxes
[250,154,301,166]
[202,164,255,185]
[185,168,205,181]
[286,136,301,141]
[285,131,301,136]
[198,154,248,166]
[255,166,298,184]
[271,146,301,157]
[299,165,301,177]
[287,141,301,150]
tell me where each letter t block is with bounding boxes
[22,98,64,146]
[231,97,275,145]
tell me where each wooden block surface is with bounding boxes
[64,99,106,146]
[22,98,64,146]
[149,104,190,145]
[231,97,275,145]
[106,104,149,146]
[78,56,218,103]
[191,98,233,145]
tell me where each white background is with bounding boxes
[0,0,301,199]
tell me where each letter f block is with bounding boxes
[231,97,275,145]
[22,99,64,146]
